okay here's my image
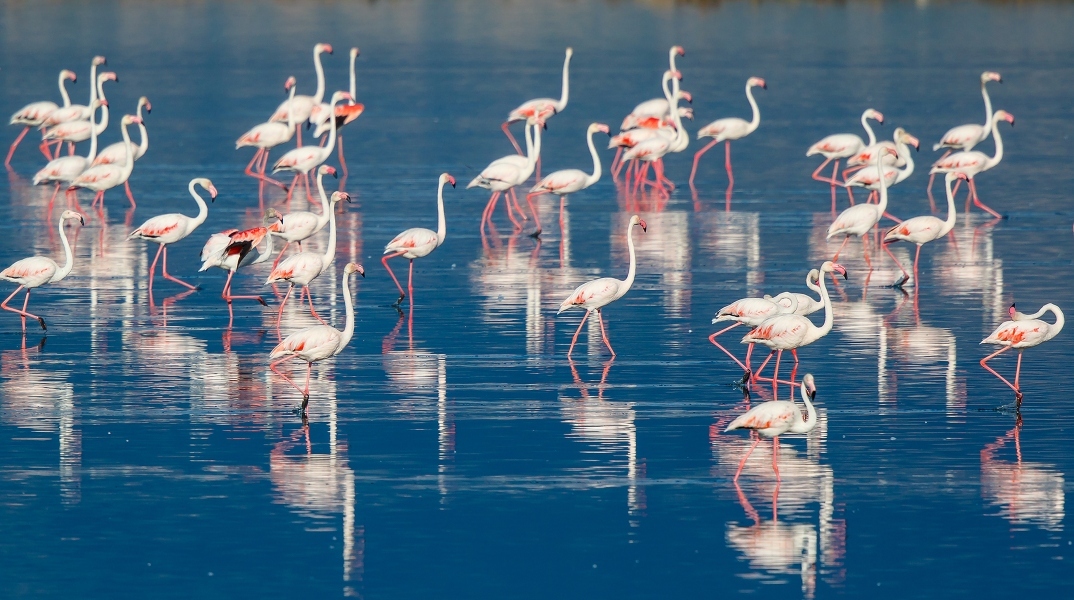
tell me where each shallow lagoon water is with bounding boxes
[1,1,1073,597]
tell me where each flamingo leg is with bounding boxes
[243,149,265,180]
[338,134,348,179]
[382,251,407,306]
[222,269,267,306]
[861,235,873,269]
[303,361,313,405]
[160,246,196,290]
[2,286,45,330]
[504,189,523,230]
[611,147,623,179]
[969,179,1003,219]
[275,283,293,335]
[5,127,30,167]
[305,286,327,325]
[271,240,290,269]
[258,151,288,190]
[734,437,761,482]
[567,310,590,358]
[147,243,164,296]
[407,259,415,308]
[980,346,1021,399]
[689,139,719,187]
[882,242,909,286]
[832,236,850,262]
[270,354,308,399]
[724,141,735,189]
[501,122,523,156]
[525,193,543,237]
[509,188,528,223]
[125,180,136,208]
[927,150,952,211]
[708,323,748,372]
[752,351,774,381]
[596,309,615,357]
[912,245,922,287]
[772,437,781,482]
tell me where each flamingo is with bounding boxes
[882,172,964,287]
[272,91,352,202]
[41,56,106,128]
[92,96,151,166]
[710,293,800,374]
[724,373,818,482]
[526,123,609,237]
[981,303,1064,403]
[558,215,646,358]
[621,89,690,193]
[265,165,337,267]
[6,69,77,166]
[843,128,919,206]
[689,77,766,188]
[929,110,1015,219]
[199,220,279,320]
[68,114,140,209]
[806,108,884,209]
[826,149,899,269]
[765,271,825,317]
[503,47,572,156]
[469,117,542,233]
[382,173,455,306]
[1,210,84,331]
[311,48,366,177]
[270,262,365,417]
[238,77,297,190]
[270,43,333,145]
[41,71,117,156]
[929,71,1002,199]
[619,46,686,131]
[266,191,351,331]
[128,178,217,294]
[743,261,848,385]
[609,69,684,179]
[32,100,105,209]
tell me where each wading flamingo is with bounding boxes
[609,69,684,179]
[929,72,1002,199]
[69,114,139,209]
[806,108,884,210]
[266,191,351,331]
[6,69,77,166]
[503,47,572,156]
[92,96,151,165]
[128,178,217,294]
[238,77,297,190]
[42,56,106,127]
[272,91,352,202]
[882,172,964,287]
[619,46,685,131]
[710,293,799,374]
[621,89,689,193]
[265,165,336,267]
[826,149,898,269]
[382,173,454,306]
[32,100,105,209]
[270,262,365,417]
[689,77,766,188]
[41,71,116,156]
[0,210,84,331]
[843,128,919,206]
[929,110,1014,219]
[558,215,646,357]
[526,123,608,237]
[199,221,279,320]
[724,373,818,482]
[311,48,365,177]
[270,43,333,145]
[470,118,542,233]
[743,261,847,386]
[981,303,1064,404]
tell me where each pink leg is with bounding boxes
[772,437,781,481]
[509,188,528,224]
[270,354,309,401]
[275,283,293,335]
[504,189,523,230]
[147,243,164,297]
[708,324,748,372]
[222,270,267,306]
[382,252,407,305]
[406,259,415,307]
[525,193,544,236]
[611,147,623,179]
[724,141,734,189]
[481,191,501,235]
[1,286,45,330]
[5,127,29,167]
[125,180,136,208]
[567,311,590,358]
[752,351,775,381]
[295,123,303,147]
[927,151,951,211]
[271,240,290,269]
[969,179,1003,219]
[734,437,761,482]
[861,236,872,269]
[980,346,1021,400]
[832,236,850,262]
[882,242,909,286]
[689,139,719,187]
[305,285,327,325]
[912,245,922,288]
[501,122,523,156]
[161,246,196,290]
[595,309,615,356]
[338,135,348,178]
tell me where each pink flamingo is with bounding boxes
[265,165,337,267]
[6,69,77,166]
[843,128,918,207]
[32,100,105,209]
[311,48,366,177]
[610,69,684,179]
[272,91,352,202]
[503,47,572,157]
[68,114,140,209]
[92,96,150,165]
[744,261,847,385]
[806,108,884,209]
[41,56,106,127]
[469,118,541,233]
[826,149,899,269]
[199,222,278,320]
[382,173,454,306]
[724,373,818,482]
[128,178,217,294]
[0,210,84,331]
[689,77,766,188]
[882,172,963,287]
[981,303,1064,404]
[558,215,646,357]
[710,293,800,374]
[929,110,1014,219]
[238,77,297,190]
[266,191,350,331]
[619,47,685,132]
[41,71,117,157]
[270,43,333,145]
[621,89,689,193]
[929,71,1002,200]
[526,123,608,237]
[270,262,364,417]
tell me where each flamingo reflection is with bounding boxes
[980,417,1065,533]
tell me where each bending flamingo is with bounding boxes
[6,69,77,166]
[929,71,1002,199]
[270,262,365,417]
[883,172,964,287]
[270,43,332,145]
[558,215,646,357]
[929,110,1014,219]
[199,220,279,320]
[806,108,884,210]
[826,149,899,270]
[843,128,919,205]
[0,210,84,331]
[272,91,352,202]
[621,89,689,193]
[266,191,351,331]
[743,261,847,385]
[238,77,297,190]
[265,165,337,267]
[503,47,572,156]
[68,114,140,209]
[526,123,608,237]
[981,303,1064,403]
[128,178,217,294]
[689,77,766,188]
[724,373,818,482]
[710,293,799,374]
[382,173,454,306]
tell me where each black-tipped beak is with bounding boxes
[78,216,85,226]
[332,170,338,179]
[809,389,816,401]
[450,182,456,188]
[841,270,849,280]
[762,83,768,90]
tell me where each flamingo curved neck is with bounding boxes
[523,122,534,161]
[981,80,994,135]
[338,271,356,352]
[584,128,602,187]
[661,72,674,105]
[322,196,338,270]
[1027,304,1065,341]
[252,229,274,265]
[985,114,1005,170]
[315,172,331,222]
[617,223,638,300]
[556,51,571,111]
[120,119,134,177]
[52,216,75,283]
[940,177,958,237]
[313,49,327,104]
[435,178,447,245]
[668,47,678,74]
[861,112,877,146]
[134,121,149,158]
[284,83,297,131]
[58,73,72,107]
[322,97,341,155]
[86,104,101,163]
[874,154,889,216]
[790,384,818,434]
[189,181,210,229]
[805,270,834,345]
[88,62,98,105]
[745,84,761,133]
[93,106,110,136]
[805,269,822,301]
[96,75,109,108]
[525,123,542,176]
[895,140,914,182]
[349,53,357,99]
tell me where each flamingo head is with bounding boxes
[350,47,360,59]
[101,72,118,83]
[331,91,354,104]
[591,123,611,136]
[671,69,683,80]
[316,43,333,55]
[901,131,920,150]
[995,110,1015,126]
[139,96,152,114]
[331,191,352,204]
[284,76,296,91]
[748,76,767,90]
[678,107,694,120]
[629,214,647,232]
[673,45,685,57]
[865,108,884,124]
[822,261,849,280]
[92,56,107,66]
[61,70,77,82]
[802,374,817,401]
[344,262,366,277]
[982,71,1002,84]
[441,173,457,188]
[93,99,108,109]
[678,90,693,103]
[122,115,142,126]
[319,165,337,178]
[60,210,85,226]
[565,47,573,58]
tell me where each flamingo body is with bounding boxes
[384,228,439,260]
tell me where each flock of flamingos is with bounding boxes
[2,44,1064,479]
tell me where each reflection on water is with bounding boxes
[981,419,1065,533]
[695,210,762,295]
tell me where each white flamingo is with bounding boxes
[265,165,337,267]
[724,373,818,482]
[526,123,609,237]
[502,47,572,156]
[382,173,455,306]
[6,69,77,166]
[689,77,766,188]
[238,76,297,190]
[272,91,352,202]
[0,211,84,331]
[128,178,217,293]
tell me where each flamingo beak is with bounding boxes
[357,265,365,277]
[639,219,647,232]
[209,185,218,200]
[808,387,817,401]
[1009,304,1017,319]
[78,215,85,226]
[448,175,457,187]
[908,135,920,150]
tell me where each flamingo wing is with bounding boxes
[982,320,1050,348]
[271,325,342,360]
[385,228,437,254]
[1,257,58,285]
[532,170,586,194]
[884,216,946,244]
[741,315,809,348]
[827,204,881,237]
[336,102,365,125]
[936,124,986,150]
[715,297,780,324]
[807,134,863,157]
[725,401,796,435]
[130,214,184,240]
[559,278,620,312]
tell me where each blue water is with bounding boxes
[2,1,1073,597]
